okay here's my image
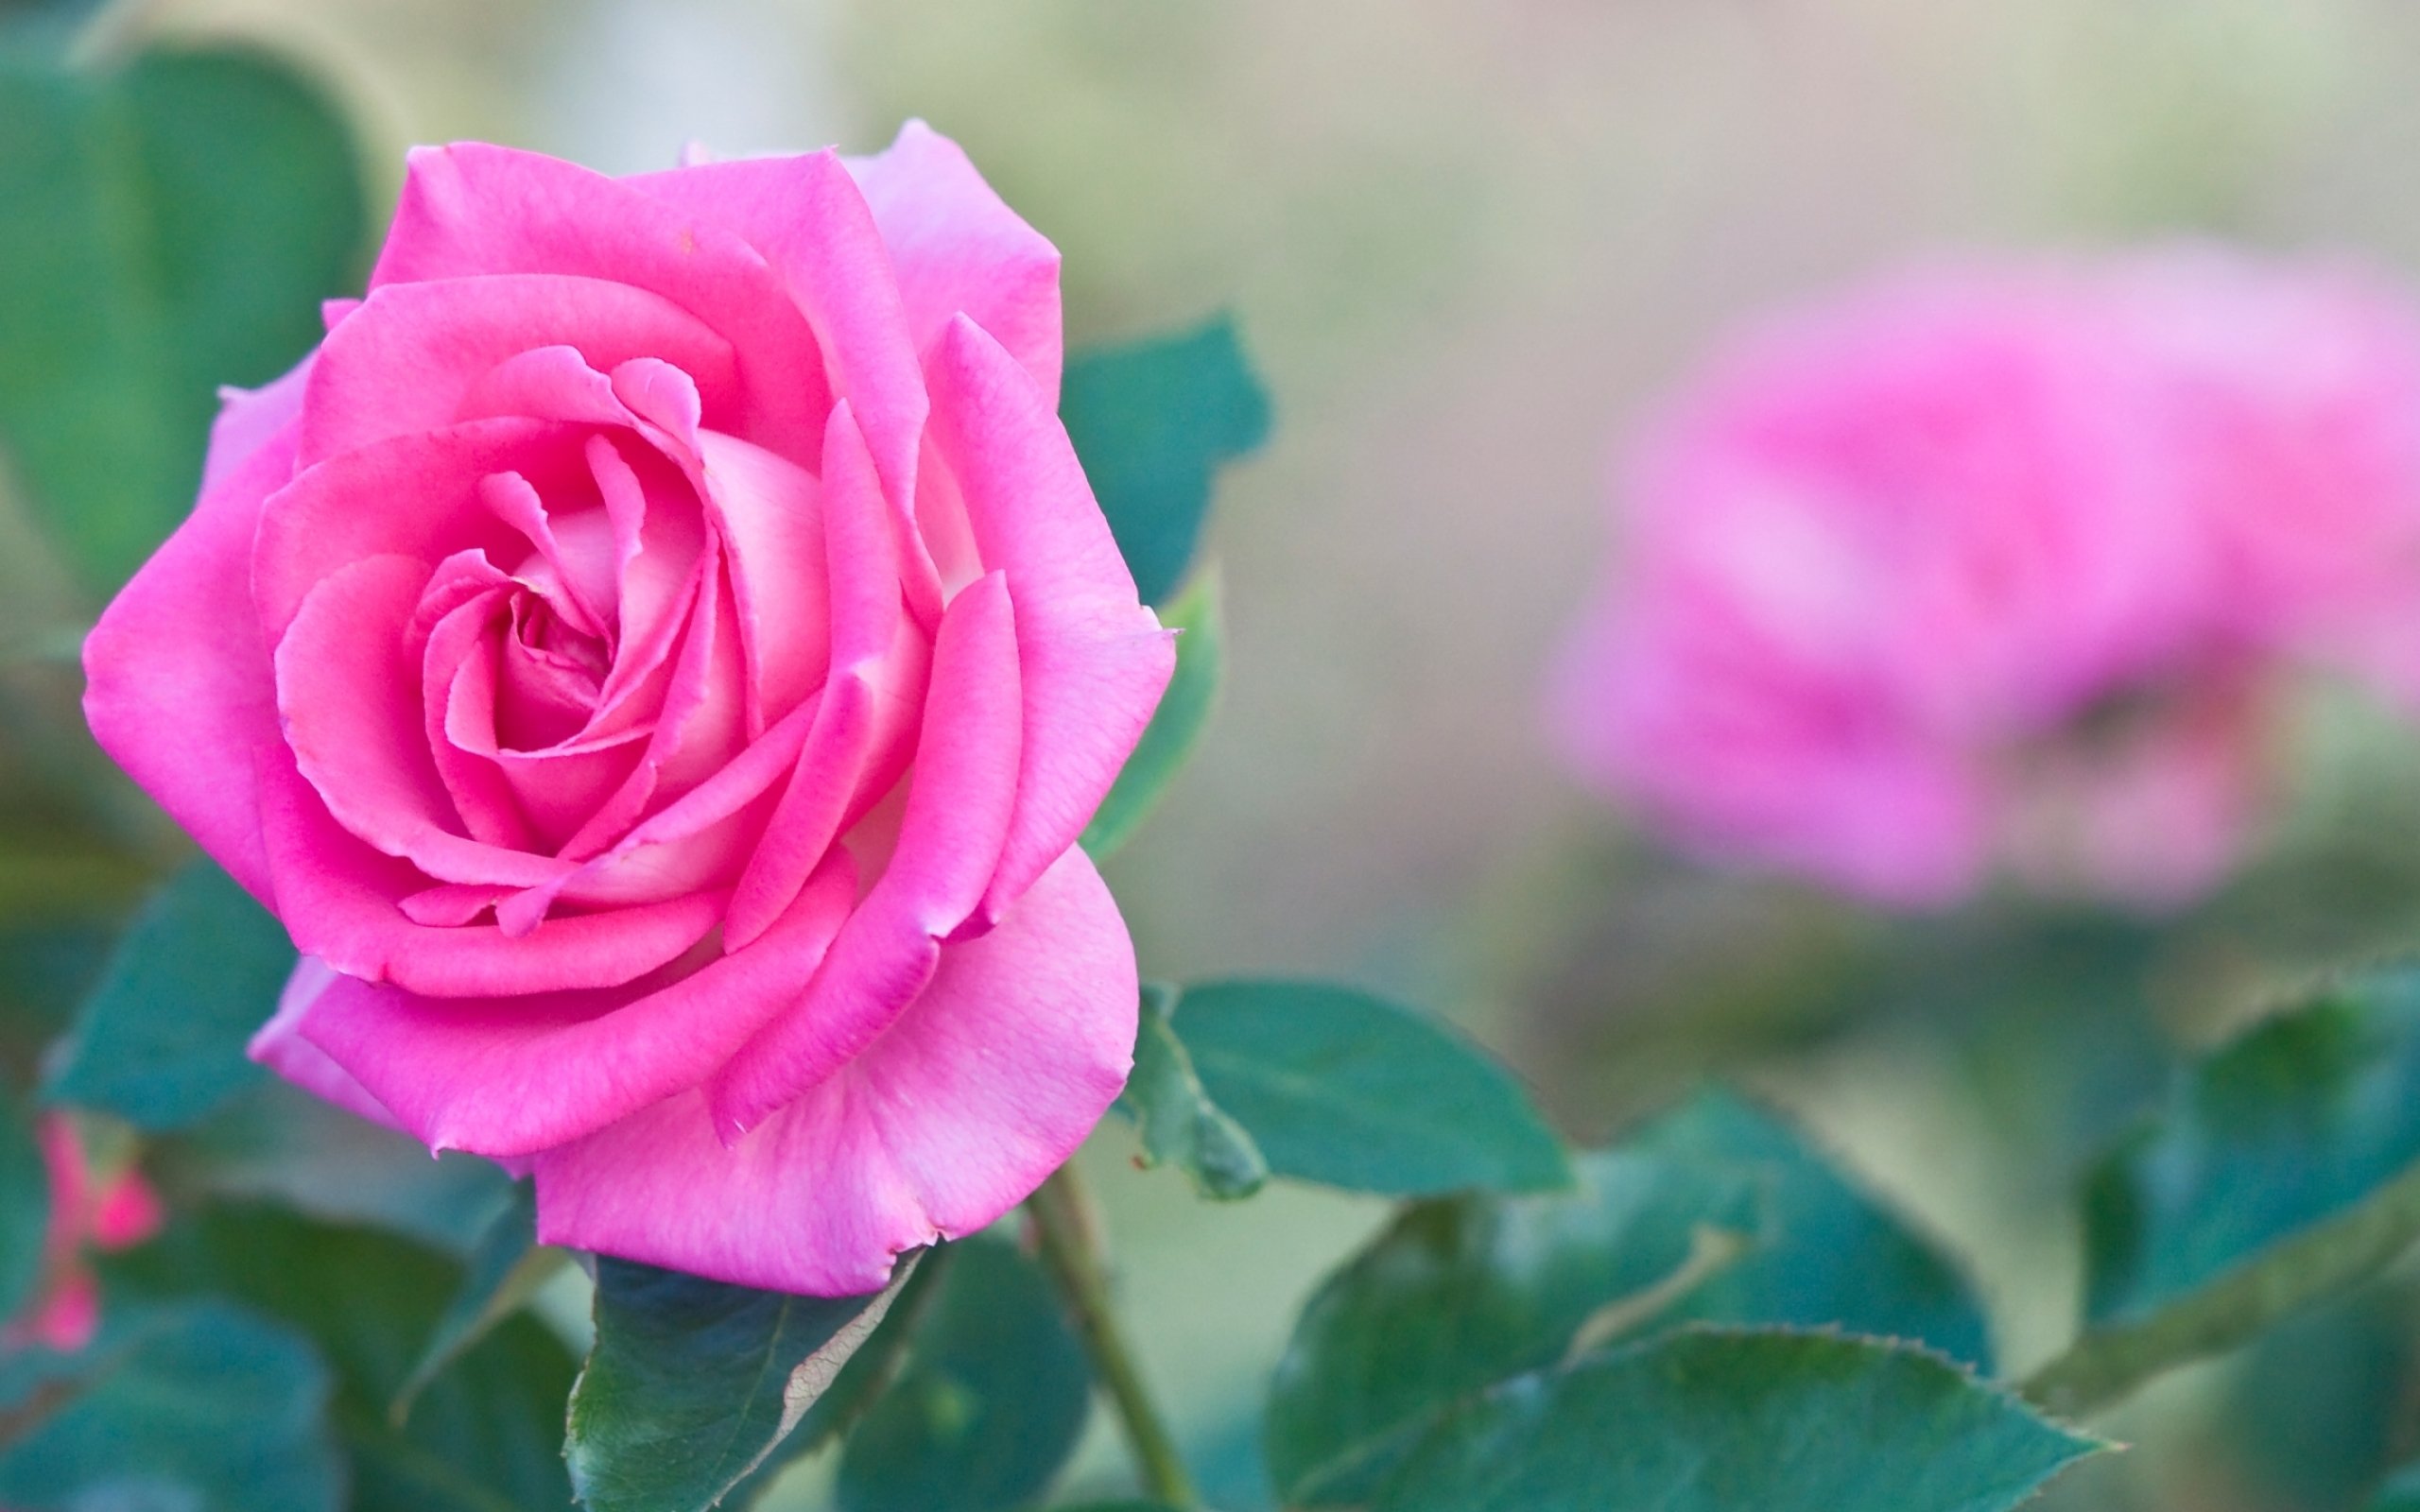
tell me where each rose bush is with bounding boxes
[81,124,1174,1295]
[1548,250,2420,908]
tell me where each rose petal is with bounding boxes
[724,404,925,948]
[253,418,576,644]
[422,596,538,850]
[706,569,1021,1139]
[202,354,313,494]
[299,852,857,1158]
[83,411,302,906]
[845,120,1063,401]
[297,273,738,466]
[925,318,1176,919]
[698,429,830,735]
[249,957,406,1130]
[278,555,577,890]
[256,747,722,996]
[374,142,828,461]
[630,148,929,507]
[531,845,1134,1296]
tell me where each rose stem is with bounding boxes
[1027,1160,1201,1508]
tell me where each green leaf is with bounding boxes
[1377,1328,2101,1512]
[1633,1089,1994,1368]
[837,1233,1094,1512]
[1080,569,1222,861]
[0,1076,48,1320]
[1169,979,1569,1197]
[1267,1150,1764,1507]
[0,43,365,590]
[43,859,292,1129]
[568,1251,918,1512]
[2372,1461,2420,1512]
[101,1199,578,1512]
[2216,1289,2412,1510]
[2083,968,2420,1325]
[2019,968,2420,1418]
[392,1180,567,1423]
[1114,981,1268,1199]
[1062,315,1270,607]
[0,1299,343,1512]
[718,1248,955,1509]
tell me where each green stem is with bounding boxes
[1028,1161,1200,1508]
[2022,1160,2420,1420]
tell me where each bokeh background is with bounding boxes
[25,3,2420,1508]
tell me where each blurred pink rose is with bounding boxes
[83,126,1173,1295]
[1549,251,2420,908]
[5,1116,162,1352]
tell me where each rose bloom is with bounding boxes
[6,1116,161,1352]
[1549,251,2420,909]
[83,126,1174,1295]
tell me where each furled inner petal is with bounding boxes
[697,428,832,736]
[275,553,574,891]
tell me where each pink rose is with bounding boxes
[82,125,1174,1294]
[6,1116,162,1352]
[1548,251,2420,908]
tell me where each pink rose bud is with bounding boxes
[1549,251,2420,909]
[82,127,1175,1296]
[7,1115,162,1352]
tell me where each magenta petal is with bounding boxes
[496,684,824,932]
[530,845,1134,1296]
[83,421,300,906]
[631,149,929,506]
[422,596,535,850]
[299,854,856,1157]
[925,318,1176,918]
[296,273,738,465]
[252,418,570,643]
[706,570,1022,1139]
[697,430,830,732]
[202,355,313,494]
[248,957,405,1131]
[373,143,827,460]
[724,405,924,948]
[255,747,721,996]
[276,555,573,890]
[845,121,1064,401]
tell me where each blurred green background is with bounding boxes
[18,3,2420,1508]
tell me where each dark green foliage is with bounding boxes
[1063,315,1270,607]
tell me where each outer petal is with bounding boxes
[630,151,930,507]
[201,355,313,494]
[532,846,1136,1295]
[845,121,1063,400]
[925,318,1175,919]
[372,143,828,461]
[706,570,1022,1139]
[248,957,406,1131]
[297,853,856,1157]
[83,406,301,906]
